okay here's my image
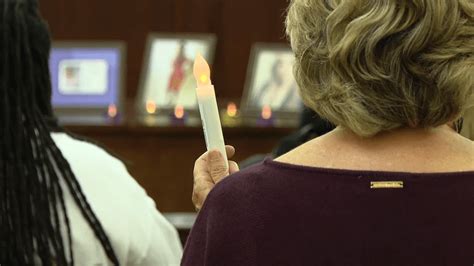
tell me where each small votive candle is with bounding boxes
[262,105,272,119]
[146,100,157,114]
[175,105,185,119]
[170,105,187,125]
[107,103,118,118]
[227,102,238,117]
[221,102,242,127]
[257,105,274,127]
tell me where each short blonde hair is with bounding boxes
[286,0,474,136]
[461,106,474,140]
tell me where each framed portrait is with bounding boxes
[241,43,302,121]
[49,41,126,123]
[137,33,217,115]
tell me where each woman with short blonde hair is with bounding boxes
[183,0,474,265]
[287,0,473,137]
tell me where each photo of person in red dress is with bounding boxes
[166,41,191,105]
[141,35,216,110]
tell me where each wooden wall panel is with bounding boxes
[39,0,290,101]
[67,126,293,212]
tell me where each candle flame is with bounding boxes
[261,105,272,120]
[227,102,238,117]
[174,105,185,119]
[108,104,117,118]
[146,100,157,114]
[193,53,212,87]
[200,74,209,84]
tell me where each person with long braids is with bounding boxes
[0,0,182,265]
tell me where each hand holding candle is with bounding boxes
[194,54,228,171]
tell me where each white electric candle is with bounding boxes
[194,54,228,170]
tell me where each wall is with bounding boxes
[40,0,290,102]
[67,125,292,212]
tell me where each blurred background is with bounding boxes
[41,0,290,104]
[40,0,297,214]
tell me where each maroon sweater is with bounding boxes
[182,159,474,266]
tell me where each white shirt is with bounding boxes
[51,133,183,265]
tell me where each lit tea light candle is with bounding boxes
[174,105,185,119]
[227,102,238,118]
[107,104,118,118]
[257,104,275,127]
[146,100,157,114]
[170,104,187,125]
[221,101,242,127]
[194,54,228,169]
[261,105,272,120]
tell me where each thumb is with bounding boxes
[208,150,229,183]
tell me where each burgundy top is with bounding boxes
[182,159,474,266]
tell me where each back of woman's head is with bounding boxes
[286,0,474,136]
[0,0,118,265]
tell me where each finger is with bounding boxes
[192,186,212,211]
[193,151,211,182]
[192,174,214,209]
[228,161,240,175]
[208,150,229,183]
[225,145,235,158]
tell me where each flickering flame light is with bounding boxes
[174,105,185,119]
[146,100,157,114]
[227,102,238,117]
[108,104,117,118]
[194,54,212,87]
[261,105,272,120]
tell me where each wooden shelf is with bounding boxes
[66,123,294,136]
[64,119,294,212]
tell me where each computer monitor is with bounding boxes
[49,41,125,124]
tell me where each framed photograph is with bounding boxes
[49,41,126,122]
[241,43,302,120]
[137,33,217,115]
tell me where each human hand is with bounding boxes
[192,145,240,211]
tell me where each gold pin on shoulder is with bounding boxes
[370,181,404,189]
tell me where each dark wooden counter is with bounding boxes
[65,124,293,212]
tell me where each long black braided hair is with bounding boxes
[0,0,119,264]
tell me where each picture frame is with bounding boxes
[136,33,217,117]
[241,43,302,124]
[49,41,126,124]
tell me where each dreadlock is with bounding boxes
[0,0,119,265]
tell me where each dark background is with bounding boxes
[40,0,290,102]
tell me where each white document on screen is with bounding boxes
[58,59,109,95]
